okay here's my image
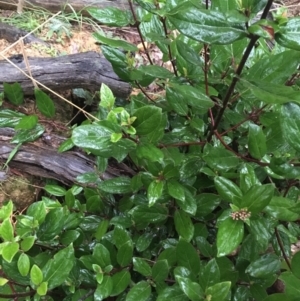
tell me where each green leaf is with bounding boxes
[15,115,38,130]
[203,144,240,171]
[176,276,203,301]
[130,204,168,224]
[42,244,75,290]
[167,84,213,113]
[147,180,164,206]
[100,83,116,109]
[126,281,151,301]
[240,184,274,214]
[199,259,220,290]
[0,201,13,220]
[26,201,47,224]
[246,254,281,278]
[152,259,169,283]
[214,176,242,204]
[60,230,80,245]
[167,180,185,203]
[174,209,194,242]
[136,232,153,252]
[157,285,189,301]
[0,277,8,286]
[276,18,300,51]
[137,65,174,79]
[37,281,48,296]
[87,7,133,27]
[205,282,231,301]
[93,244,111,269]
[248,124,267,159]
[4,82,23,105]
[175,188,197,216]
[30,264,43,286]
[217,217,244,257]
[34,89,55,118]
[195,193,221,217]
[0,218,14,241]
[20,236,35,252]
[136,143,164,162]
[12,123,45,143]
[2,242,19,263]
[280,271,300,298]
[37,207,66,241]
[280,103,300,152]
[292,251,300,279]
[264,197,299,222]
[44,184,67,197]
[176,239,200,276]
[117,242,133,267]
[133,257,152,277]
[263,294,298,301]
[94,276,113,300]
[18,253,30,277]
[168,7,246,44]
[133,106,164,137]
[93,32,137,52]
[99,176,132,194]
[110,270,131,296]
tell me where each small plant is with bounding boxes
[1,0,300,300]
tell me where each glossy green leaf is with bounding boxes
[280,271,300,298]
[176,276,203,301]
[175,188,197,216]
[168,7,246,44]
[133,257,152,277]
[100,83,116,109]
[126,281,151,301]
[214,176,242,204]
[240,184,274,214]
[203,144,240,171]
[110,270,131,296]
[0,201,13,220]
[42,244,75,290]
[99,176,131,194]
[94,276,113,300]
[167,180,185,202]
[20,236,35,252]
[37,281,48,296]
[18,253,30,277]
[205,282,231,301]
[136,232,153,252]
[2,242,19,263]
[93,32,137,52]
[93,244,111,269]
[117,242,133,267]
[147,180,164,206]
[44,184,66,197]
[248,123,267,159]
[276,17,300,51]
[138,65,174,79]
[246,254,281,278]
[280,103,300,152]
[34,89,55,118]
[87,7,133,27]
[195,193,221,217]
[157,285,189,301]
[291,252,300,279]
[176,239,200,276]
[30,264,43,286]
[0,218,14,241]
[217,217,244,257]
[264,197,299,222]
[136,143,164,162]
[152,259,169,283]
[199,259,220,290]
[174,209,194,242]
[130,204,168,224]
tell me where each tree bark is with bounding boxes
[0,128,135,185]
[0,51,131,98]
[0,0,133,15]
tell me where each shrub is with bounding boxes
[1,0,300,300]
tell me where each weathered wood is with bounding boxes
[0,128,135,185]
[0,51,131,97]
[0,0,133,15]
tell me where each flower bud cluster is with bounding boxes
[231,208,251,221]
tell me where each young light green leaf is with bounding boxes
[2,242,19,263]
[100,83,115,110]
[18,253,30,276]
[30,264,43,286]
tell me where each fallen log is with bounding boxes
[0,0,133,15]
[0,127,135,185]
[0,51,132,98]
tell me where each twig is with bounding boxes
[275,227,292,270]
